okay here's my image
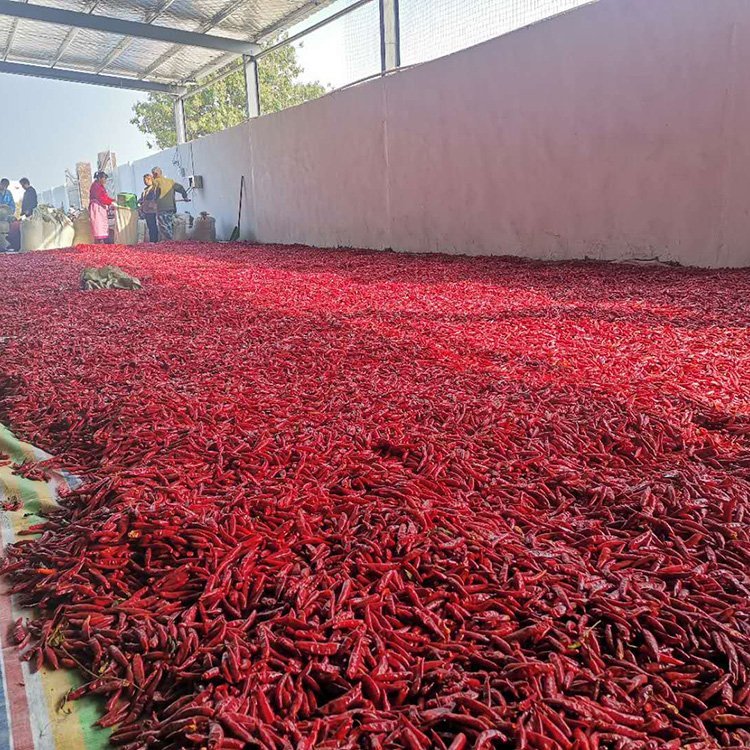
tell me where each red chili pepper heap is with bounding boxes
[0,244,749,749]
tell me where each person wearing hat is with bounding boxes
[89,171,114,244]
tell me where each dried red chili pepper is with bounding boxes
[0,244,749,748]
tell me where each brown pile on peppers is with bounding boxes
[0,243,749,750]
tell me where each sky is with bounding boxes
[1,76,150,189]
[0,0,591,192]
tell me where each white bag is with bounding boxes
[20,216,44,252]
[114,206,138,246]
[136,219,148,244]
[73,213,93,245]
[173,213,191,241]
[192,212,216,242]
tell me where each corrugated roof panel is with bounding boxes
[0,0,335,85]
[93,0,167,21]
[57,28,131,67]
[107,36,175,74]
[151,10,214,31]
[36,0,94,12]
[166,0,240,26]
[149,44,222,79]
[211,4,268,37]
[210,0,327,39]
[0,16,12,52]
[7,18,69,61]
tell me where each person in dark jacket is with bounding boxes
[138,173,160,242]
[19,178,38,217]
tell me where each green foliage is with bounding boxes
[131,41,328,150]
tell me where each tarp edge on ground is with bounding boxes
[0,422,110,750]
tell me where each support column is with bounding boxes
[243,55,260,119]
[379,0,400,72]
[174,96,187,144]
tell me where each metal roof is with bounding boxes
[0,0,333,94]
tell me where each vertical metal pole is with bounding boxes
[174,96,187,144]
[379,0,400,72]
[243,55,260,118]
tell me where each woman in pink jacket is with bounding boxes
[89,171,114,243]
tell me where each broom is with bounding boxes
[229,175,245,242]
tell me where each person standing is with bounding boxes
[89,171,114,244]
[19,178,37,217]
[151,166,188,240]
[138,173,160,242]
[0,179,16,215]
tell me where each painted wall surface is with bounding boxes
[383,0,739,264]
[40,0,750,267]
[250,83,390,249]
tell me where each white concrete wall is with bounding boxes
[250,83,390,249]
[40,0,750,267]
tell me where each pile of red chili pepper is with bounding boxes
[1,243,749,750]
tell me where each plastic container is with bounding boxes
[192,212,216,242]
[117,193,138,211]
[114,206,138,246]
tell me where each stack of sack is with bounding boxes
[21,206,75,252]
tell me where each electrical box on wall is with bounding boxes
[188,175,204,190]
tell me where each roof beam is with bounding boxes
[0,60,186,94]
[0,1,260,55]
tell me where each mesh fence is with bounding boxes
[399,0,595,67]
[257,0,595,114]
[258,0,380,115]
